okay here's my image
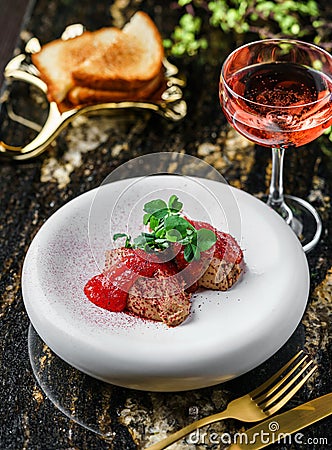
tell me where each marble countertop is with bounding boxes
[0,0,331,449]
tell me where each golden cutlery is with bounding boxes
[145,351,316,450]
[228,392,332,449]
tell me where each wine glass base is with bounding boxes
[261,194,322,253]
[285,195,322,253]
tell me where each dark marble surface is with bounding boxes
[0,0,32,86]
[0,1,331,449]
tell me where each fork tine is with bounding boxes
[258,359,315,409]
[249,350,304,398]
[264,365,317,416]
[254,354,310,404]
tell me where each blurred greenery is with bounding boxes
[164,0,331,56]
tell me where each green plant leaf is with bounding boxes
[168,194,183,212]
[165,0,321,58]
[113,195,217,260]
[133,235,147,247]
[196,228,217,251]
[192,244,201,261]
[143,199,167,214]
[166,229,182,242]
[113,233,128,241]
[149,215,160,230]
[151,208,169,219]
[155,227,166,238]
[143,213,151,225]
[164,215,190,237]
[113,233,133,248]
[184,244,194,262]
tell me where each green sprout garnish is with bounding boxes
[113,195,216,263]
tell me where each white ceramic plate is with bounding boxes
[22,176,309,391]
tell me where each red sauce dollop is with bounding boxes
[84,249,177,312]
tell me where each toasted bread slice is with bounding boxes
[32,27,121,103]
[72,11,164,91]
[67,70,164,106]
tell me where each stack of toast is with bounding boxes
[32,12,165,111]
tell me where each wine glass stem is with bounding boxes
[267,147,293,224]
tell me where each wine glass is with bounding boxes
[219,39,332,252]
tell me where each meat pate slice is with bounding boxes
[175,220,244,291]
[105,248,191,327]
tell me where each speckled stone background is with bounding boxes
[0,1,331,449]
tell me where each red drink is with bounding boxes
[220,62,332,147]
[220,39,332,251]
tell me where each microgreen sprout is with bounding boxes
[113,195,216,262]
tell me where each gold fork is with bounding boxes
[145,350,317,450]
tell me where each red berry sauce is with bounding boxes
[84,249,177,312]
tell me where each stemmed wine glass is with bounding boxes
[220,39,332,252]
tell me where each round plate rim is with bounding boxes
[21,176,310,391]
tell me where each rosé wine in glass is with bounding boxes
[220,39,332,252]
